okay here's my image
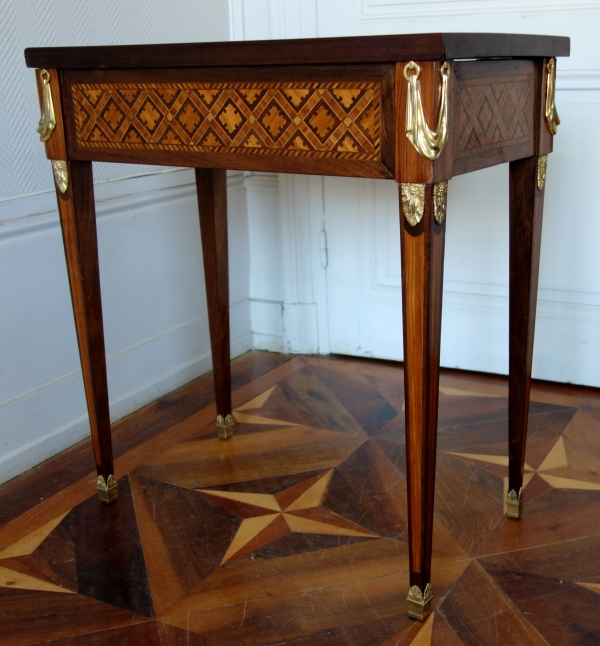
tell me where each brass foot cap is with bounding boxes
[506,487,523,519]
[97,474,119,504]
[217,414,234,440]
[407,583,433,621]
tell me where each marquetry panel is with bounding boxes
[70,80,382,161]
[454,61,535,162]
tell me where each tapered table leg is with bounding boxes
[507,155,546,518]
[399,182,447,620]
[195,169,233,439]
[55,160,117,503]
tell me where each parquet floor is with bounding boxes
[1,351,600,645]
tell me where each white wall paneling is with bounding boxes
[0,1,236,483]
[359,0,600,20]
[232,0,600,387]
[231,0,326,355]
[245,172,285,351]
[0,169,252,484]
[0,0,230,199]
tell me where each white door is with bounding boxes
[231,0,600,387]
[325,177,403,361]
[318,0,600,386]
[324,169,514,374]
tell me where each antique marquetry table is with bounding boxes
[25,32,569,621]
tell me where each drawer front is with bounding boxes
[62,66,395,179]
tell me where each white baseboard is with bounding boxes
[441,281,600,386]
[0,169,253,486]
[0,312,253,486]
[253,333,284,353]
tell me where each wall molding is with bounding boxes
[0,168,247,242]
[443,281,600,321]
[0,167,252,486]
[0,320,252,485]
[557,70,600,91]
[360,0,600,20]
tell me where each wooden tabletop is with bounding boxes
[25,33,570,70]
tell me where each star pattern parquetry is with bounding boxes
[197,469,378,565]
[2,355,600,644]
[447,408,600,509]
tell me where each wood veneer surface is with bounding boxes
[25,33,570,70]
[1,351,599,645]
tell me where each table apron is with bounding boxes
[61,65,396,179]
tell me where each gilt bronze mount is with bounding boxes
[506,487,524,519]
[217,413,234,439]
[537,155,548,191]
[51,160,68,193]
[400,183,425,226]
[407,583,433,621]
[97,474,119,504]
[545,58,560,135]
[433,181,448,224]
[404,61,450,161]
[37,69,56,142]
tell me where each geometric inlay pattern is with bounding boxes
[448,408,600,513]
[72,81,381,160]
[2,352,600,644]
[197,470,378,566]
[455,72,534,158]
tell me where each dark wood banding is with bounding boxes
[25,33,570,70]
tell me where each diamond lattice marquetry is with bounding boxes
[258,99,291,141]
[332,88,365,112]
[101,99,125,134]
[72,80,381,160]
[455,71,533,158]
[83,89,103,107]
[156,88,179,108]
[122,124,144,144]
[306,99,341,143]
[241,130,267,149]
[136,98,163,133]
[175,99,203,136]
[282,88,311,110]
[476,96,494,136]
[500,92,517,131]
[217,99,246,139]
[237,88,266,109]
[117,88,142,107]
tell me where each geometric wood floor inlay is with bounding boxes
[198,469,379,565]
[1,351,599,645]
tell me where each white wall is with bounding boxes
[3,0,599,485]
[233,0,600,388]
[0,1,252,485]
